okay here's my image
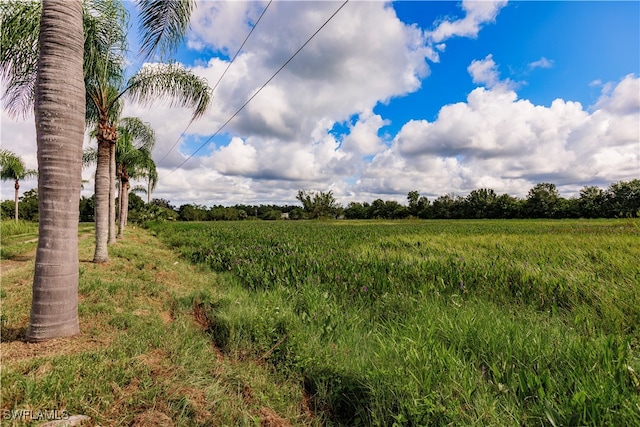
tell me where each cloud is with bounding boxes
[124,1,434,204]
[428,0,508,43]
[2,2,637,208]
[528,57,554,70]
[382,75,639,197]
[468,54,518,91]
[593,74,640,115]
[339,111,389,157]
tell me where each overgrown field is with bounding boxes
[148,219,640,426]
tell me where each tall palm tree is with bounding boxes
[145,162,159,204]
[30,0,85,341]
[113,117,156,237]
[0,149,37,221]
[1,0,202,341]
[3,1,212,263]
[87,67,211,262]
[85,117,157,237]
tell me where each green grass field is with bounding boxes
[2,219,638,425]
[148,219,640,426]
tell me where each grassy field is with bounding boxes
[1,222,314,426]
[2,219,639,426]
[147,219,640,426]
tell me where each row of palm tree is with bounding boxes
[84,117,158,238]
[1,0,211,341]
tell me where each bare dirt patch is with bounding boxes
[259,407,293,427]
[131,410,174,427]
[1,334,112,364]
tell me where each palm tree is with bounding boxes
[1,0,201,341]
[87,68,211,262]
[85,117,158,237]
[113,117,156,237]
[0,149,37,221]
[29,0,85,341]
[145,163,159,204]
[3,1,212,263]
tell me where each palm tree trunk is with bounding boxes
[93,135,111,262]
[109,142,117,244]
[27,0,84,341]
[117,178,128,238]
[123,182,130,227]
[14,179,19,221]
[117,179,124,238]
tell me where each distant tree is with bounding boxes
[494,193,523,218]
[578,186,606,218]
[407,190,420,216]
[151,198,176,211]
[606,179,640,217]
[296,190,340,219]
[370,199,387,219]
[431,194,463,219]
[262,209,282,220]
[344,202,370,219]
[133,203,178,223]
[18,188,39,221]
[0,149,37,221]
[288,207,306,220]
[1,188,40,221]
[79,196,95,222]
[525,183,560,218]
[1,200,14,220]
[388,201,409,219]
[178,204,208,221]
[465,188,497,219]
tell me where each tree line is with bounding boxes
[8,180,636,223]
[154,180,640,221]
[345,180,640,220]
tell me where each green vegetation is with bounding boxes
[148,219,640,426]
[1,226,313,425]
[1,219,39,259]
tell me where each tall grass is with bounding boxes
[149,219,640,425]
[0,219,37,238]
[1,220,38,259]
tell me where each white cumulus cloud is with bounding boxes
[428,0,508,43]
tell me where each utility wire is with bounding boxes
[164,0,350,177]
[157,0,273,164]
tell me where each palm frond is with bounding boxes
[118,117,156,150]
[83,0,128,88]
[0,149,31,181]
[86,84,123,128]
[124,62,212,121]
[146,162,158,193]
[136,0,194,61]
[130,184,148,195]
[0,1,41,118]
[83,147,98,167]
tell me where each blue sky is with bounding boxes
[383,1,639,126]
[2,1,639,206]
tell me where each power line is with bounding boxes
[163,0,350,178]
[156,0,273,164]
